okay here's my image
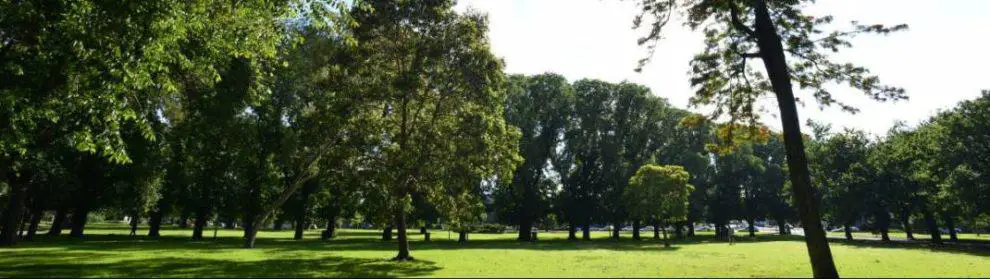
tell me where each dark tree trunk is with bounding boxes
[393,210,411,261]
[674,222,684,238]
[191,209,207,240]
[875,210,890,242]
[611,223,621,240]
[747,218,756,237]
[632,220,641,240]
[567,223,577,241]
[0,174,27,246]
[900,210,915,240]
[660,222,670,248]
[687,221,695,237]
[293,183,314,240]
[944,214,958,242]
[294,218,306,240]
[582,223,591,240]
[653,222,661,239]
[420,226,427,234]
[273,218,285,231]
[382,226,393,241]
[752,0,838,276]
[68,208,91,238]
[25,209,43,241]
[518,218,533,241]
[148,210,163,237]
[129,215,140,237]
[922,210,942,245]
[178,213,189,229]
[48,207,67,236]
[458,230,467,243]
[777,218,787,235]
[843,224,853,240]
[323,218,336,240]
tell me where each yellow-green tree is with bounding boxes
[625,164,694,247]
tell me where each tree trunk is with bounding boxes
[393,210,412,261]
[129,215,140,237]
[653,222,661,239]
[747,218,756,237]
[178,213,189,229]
[675,222,684,238]
[48,207,67,236]
[294,218,306,240]
[148,210,163,237]
[25,209,43,241]
[661,222,670,248]
[752,0,838,276]
[875,210,890,242]
[843,224,853,240]
[273,218,284,231]
[611,223,621,240]
[518,218,533,241]
[420,226,427,234]
[0,175,27,246]
[68,208,90,238]
[382,226,393,241]
[192,209,207,240]
[777,219,787,235]
[687,221,695,237]
[900,210,915,240]
[323,218,336,240]
[582,223,591,240]
[944,214,958,242]
[922,210,942,245]
[458,230,467,243]
[293,183,314,240]
[567,223,577,240]
[632,220,641,240]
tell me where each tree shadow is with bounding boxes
[828,238,990,258]
[0,251,440,278]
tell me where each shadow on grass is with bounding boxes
[828,237,990,258]
[0,252,439,278]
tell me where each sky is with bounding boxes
[453,0,990,136]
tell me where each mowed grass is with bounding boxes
[2,224,989,277]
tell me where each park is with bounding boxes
[2,0,989,277]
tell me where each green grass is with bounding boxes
[826,231,990,241]
[2,224,989,277]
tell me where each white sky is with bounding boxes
[454,0,990,136]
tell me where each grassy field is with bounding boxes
[2,224,989,277]
[826,231,990,241]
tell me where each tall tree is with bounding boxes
[631,0,907,275]
[625,164,693,247]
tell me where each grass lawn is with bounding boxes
[826,231,990,241]
[2,224,988,277]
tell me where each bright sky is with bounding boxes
[454,0,990,136]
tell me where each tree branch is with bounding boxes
[729,3,757,39]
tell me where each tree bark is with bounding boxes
[382,226,393,241]
[751,0,838,276]
[922,210,942,245]
[323,218,336,240]
[875,209,890,242]
[687,221,695,237]
[900,210,915,240]
[192,209,207,240]
[48,207,67,236]
[518,218,533,241]
[0,173,27,246]
[567,223,577,240]
[747,218,757,237]
[25,209,43,241]
[653,222,661,239]
[582,223,591,240]
[293,182,314,240]
[661,222,670,248]
[944,214,958,242]
[843,224,853,240]
[632,220,641,240]
[458,230,467,243]
[611,223,620,240]
[68,208,90,238]
[675,222,684,238]
[393,210,412,261]
[148,209,164,237]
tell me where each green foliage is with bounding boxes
[624,164,693,224]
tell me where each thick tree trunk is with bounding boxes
[323,218,336,240]
[567,223,577,240]
[273,218,285,231]
[293,183,313,240]
[582,224,591,240]
[192,210,207,240]
[393,210,412,261]
[420,226,427,234]
[148,210,163,237]
[293,218,306,240]
[0,175,27,246]
[632,220,641,240]
[611,223,621,240]
[687,221,695,237]
[518,219,533,241]
[777,219,787,235]
[843,224,853,240]
[382,226,393,241]
[752,0,838,276]
[48,207,67,236]
[747,218,756,237]
[875,210,890,242]
[922,210,942,245]
[674,222,684,238]
[68,208,90,238]
[653,222,661,239]
[25,209,43,241]
[178,213,189,228]
[944,214,958,242]
[458,230,467,243]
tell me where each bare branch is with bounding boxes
[728,3,757,38]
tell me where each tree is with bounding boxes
[625,164,694,247]
[350,0,521,260]
[808,126,873,240]
[631,0,907,275]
